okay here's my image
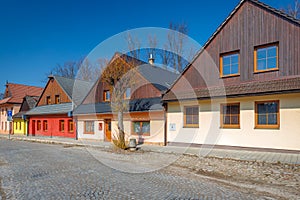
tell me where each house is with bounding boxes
[25,75,93,138]
[0,82,43,135]
[12,96,39,135]
[162,0,300,151]
[73,53,178,145]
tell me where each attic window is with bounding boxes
[55,95,60,104]
[254,44,278,72]
[124,88,131,99]
[103,90,110,102]
[46,96,51,105]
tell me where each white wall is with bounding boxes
[76,115,104,140]
[167,93,300,150]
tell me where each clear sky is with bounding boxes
[0,0,294,92]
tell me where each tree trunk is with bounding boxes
[118,109,126,149]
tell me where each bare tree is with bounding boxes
[126,32,141,59]
[101,54,138,149]
[125,22,195,72]
[282,0,300,19]
[48,58,101,82]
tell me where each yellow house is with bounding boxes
[12,96,39,135]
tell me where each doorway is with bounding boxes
[104,119,111,142]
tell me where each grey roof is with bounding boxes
[25,96,39,109]
[74,97,163,115]
[13,96,39,118]
[137,64,179,92]
[54,76,94,105]
[26,103,73,116]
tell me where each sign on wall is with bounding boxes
[7,110,12,122]
[169,123,176,131]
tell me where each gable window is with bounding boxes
[59,120,65,132]
[220,103,240,128]
[68,120,74,132]
[46,96,51,105]
[55,95,60,104]
[84,121,94,134]
[37,120,41,131]
[220,52,239,77]
[133,121,150,136]
[255,101,279,129]
[184,106,199,128]
[124,88,131,99]
[43,120,48,131]
[103,90,110,101]
[254,44,278,72]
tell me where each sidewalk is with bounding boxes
[1,134,299,165]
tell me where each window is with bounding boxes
[133,121,150,136]
[59,120,65,132]
[220,52,239,77]
[255,101,279,129]
[43,120,48,131]
[103,90,110,101]
[46,96,51,105]
[55,95,60,104]
[37,120,41,131]
[68,120,74,132]
[84,121,94,134]
[124,88,131,99]
[19,122,22,130]
[184,106,199,128]
[254,44,278,72]
[220,103,240,128]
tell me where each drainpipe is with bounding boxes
[163,103,168,146]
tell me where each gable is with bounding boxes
[164,0,300,101]
[37,78,72,106]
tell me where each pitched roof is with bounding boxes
[0,83,43,105]
[74,97,163,115]
[164,0,300,98]
[13,96,39,118]
[137,64,179,92]
[163,76,300,101]
[39,75,94,106]
[26,103,73,116]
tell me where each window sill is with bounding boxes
[220,126,240,129]
[254,125,280,129]
[254,68,279,74]
[183,126,199,128]
[220,74,240,79]
[132,133,150,137]
[84,132,95,134]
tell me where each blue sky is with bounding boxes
[0,0,294,92]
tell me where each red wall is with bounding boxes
[28,114,76,138]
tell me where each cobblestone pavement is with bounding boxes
[0,140,296,200]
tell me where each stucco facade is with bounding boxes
[167,93,300,150]
[0,105,19,134]
[76,111,165,145]
[13,118,27,135]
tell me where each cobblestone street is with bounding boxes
[0,140,298,199]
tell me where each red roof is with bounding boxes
[0,83,43,105]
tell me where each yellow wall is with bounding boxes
[167,93,300,150]
[13,119,27,135]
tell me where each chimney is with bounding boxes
[148,53,154,65]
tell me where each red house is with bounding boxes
[26,75,93,138]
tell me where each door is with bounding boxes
[31,120,35,136]
[104,119,111,142]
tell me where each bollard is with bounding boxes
[128,138,137,151]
